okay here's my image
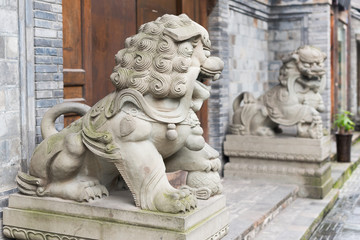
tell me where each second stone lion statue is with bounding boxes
[231,45,326,139]
[17,14,224,214]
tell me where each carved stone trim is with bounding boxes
[3,226,81,240]
[207,225,229,240]
[225,162,331,177]
[224,150,321,162]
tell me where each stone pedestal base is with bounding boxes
[3,191,229,240]
[224,135,332,199]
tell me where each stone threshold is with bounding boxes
[222,179,299,239]
[223,133,360,240]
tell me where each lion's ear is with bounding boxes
[282,53,299,63]
[322,52,327,61]
[164,25,201,42]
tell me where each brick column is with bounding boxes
[208,0,230,169]
[33,0,63,143]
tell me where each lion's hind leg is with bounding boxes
[37,131,108,201]
[115,140,197,213]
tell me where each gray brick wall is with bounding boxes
[0,10,20,235]
[34,0,63,143]
[228,1,270,112]
[0,0,35,238]
[208,0,230,167]
[0,0,22,199]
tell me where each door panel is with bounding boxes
[63,0,90,126]
[90,0,136,105]
[136,0,177,27]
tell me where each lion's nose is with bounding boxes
[201,56,224,77]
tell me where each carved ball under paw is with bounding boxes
[186,171,222,198]
[154,188,197,213]
[208,158,221,172]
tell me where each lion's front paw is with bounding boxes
[154,188,197,213]
[40,179,109,202]
[79,181,109,201]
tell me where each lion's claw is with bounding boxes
[154,188,197,213]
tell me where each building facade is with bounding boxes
[0,0,359,238]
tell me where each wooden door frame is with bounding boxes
[82,0,93,106]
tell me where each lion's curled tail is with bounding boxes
[232,91,256,112]
[41,102,90,139]
[17,102,91,195]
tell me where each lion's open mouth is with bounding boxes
[200,67,222,80]
[197,70,221,83]
[199,56,224,81]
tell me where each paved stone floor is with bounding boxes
[310,148,360,240]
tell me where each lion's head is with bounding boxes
[109,14,224,113]
[282,45,326,80]
[294,45,326,80]
[279,45,327,92]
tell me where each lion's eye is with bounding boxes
[303,63,310,68]
[191,38,200,47]
[204,50,210,57]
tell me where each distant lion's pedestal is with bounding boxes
[3,191,229,240]
[224,135,332,199]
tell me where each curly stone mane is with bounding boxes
[109,14,209,99]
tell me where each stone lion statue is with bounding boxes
[17,14,224,214]
[231,45,326,139]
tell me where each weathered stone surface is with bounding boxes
[3,191,229,240]
[256,189,339,240]
[0,62,18,86]
[0,9,17,34]
[224,135,332,198]
[222,179,298,239]
[5,37,18,59]
[225,134,331,162]
[0,36,4,59]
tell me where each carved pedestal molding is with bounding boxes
[3,191,229,240]
[224,135,332,199]
[3,226,79,240]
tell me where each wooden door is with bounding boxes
[63,0,92,126]
[63,0,136,125]
[136,0,177,28]
[90,0,136,105]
